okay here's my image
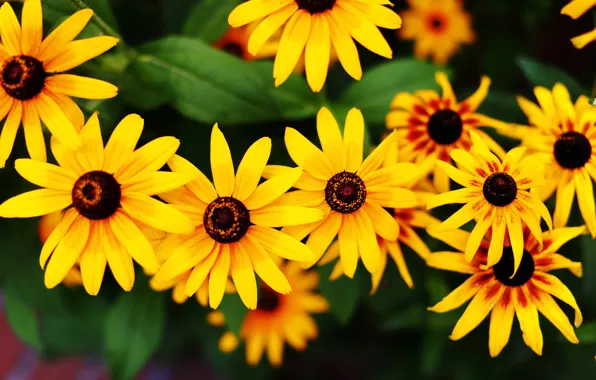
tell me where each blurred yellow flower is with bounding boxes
[398,0,475,64]
[561,0,596,48]
[228,0,402,92]
[0,0,119,167]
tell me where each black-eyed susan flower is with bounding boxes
[387,72,508,193]
[265,107,422,277]
[427,131,552,275]
[497,84,596,237]
[152,124,325,310]
[427,225,584,357]
[0,113,196,295]
[398,0,475,64]
[228,0,402,92]
[207,260,328,367]
[561,0,596,49]
[0,0,118,167]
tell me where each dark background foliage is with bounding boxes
[0,0,595,379]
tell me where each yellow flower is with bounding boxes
[267,107,422,277]
[386,72,507,193]
[498,84,596,237]
[427,225,584,357]
[427,131,552,276]
[0,113,196,295]
[398,0,475,64]
[0,0,118,167]
[152,124,325,310]
[207,260,328,367]
[561,0,596,49]
[228,0,402,92]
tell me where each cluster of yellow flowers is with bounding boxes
[0,0,594,367]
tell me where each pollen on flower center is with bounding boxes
[325,171,367,214]
[493,246,535,286]
[427,109,463,145]
[222,42,245,58]
[554,131,592,169]
[0,56,46,101]
[483,172,517,206]
[204,197,251,243]
[72,171,122,220]
[295,0,336,14]
[257,286,281,312]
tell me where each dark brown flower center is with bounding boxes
[257,286,281,312]
[493,246,535,286]
[325,172,366,214]
[204,197,250,243]
[222,42,245,58]
[554,131,592,169]
[483,172,517,206]
[0,56,46,101]
[72,171,121,220]
[296,0,336,14]
[432,18,442,28]
[427,109,463,145]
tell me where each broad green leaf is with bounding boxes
[105,285,166,380]
[4,284,43,351]
[42,0,120,34]
[183,0,242,43]
[516,56,588,99]
[318,263,361,324]
[576,322,596,343]
[118,60,172,111]
[218,293,249,336]
[339,59,448,126]
[135,36,322,125]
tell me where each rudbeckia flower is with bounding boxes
[0,0,118,167]
[152,124,325,310]
[228,0,402,92]
[427,225,584,357]
[0,113,196,294]
[207,260,328,366]
[267,107,422,276]
[497,84,596,237]
[386,72,507,193]
[427,131,552,276]
[561,0,596,49]
[398,0,475,64]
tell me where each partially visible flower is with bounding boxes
[427,131,552,276]
[387,72,507,192]
[152,124,324,310]
[398,0,475,64]
[0,113,196,295]
[207,260,328,366]
[228,0,402,92]
[0,0,118,167]
[427,225,584,357]
[561,0,596,49]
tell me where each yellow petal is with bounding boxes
[116,136,180,183]
[574,169,596,237]
[316,107,346,172]
[570,27,596,49]
[76,112,104,170]
[361,201,398,241]
[234,137,271,201]
[44,36,119,73]
[262,165,326,191]
[243,235,291,294]
[532,272,582,327]
[168,154,217,203]
[103,114,144,174]
[244,167,303,210]
[250,205,325,227]
[0,189,71,218]
[155,232,214,283]
[358,131,397,178]
[426,252,479,274]
[488,291,515,357]
[284,127,334,180]
[21,0,42,56]
[450,281,503,340]
[534,291,579,344]
[428,273,486,313]
[104,223,135,291]
[354,209,381,273]
[463,76,491,112]
[79,222,107,295]
[249,226,315,261]
[366,187,419,209]
[210,124,235,196]
[209,244,231,309]
[14,159,76,191]
[44,91,85,131]
[34,91,81,150]
[513,287,543,355]
[22,100,46,162]
[230,243,258,309]
[553,171,575,228]
[247,2,298,55]
[327,11,362,80]
[273,10,311,87]
[0,101,22,168]
[37,8,93,62]
[121,193,195,234]
[109,211,159,273]
[45,75,118,99]
[343,108,365,172]
[40,208,78,269]
[561,0,596,18]
[228,0,294,27]
[304,14,330,92]
[123,171,197,196]
[219,331,240,353]
[266,333,284,366]
[303,211,342,268]
[0,3,21,56]
[338,213,359,278]
[334,3,392,58]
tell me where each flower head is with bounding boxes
[0,0,118,167]
[427,131,552,276]
[561,0,596,49]
[386,72,507,193]
[0,113,195,294]
[398,0,475,64]
[228,0,402,92]
[207,260,328,366]
[268,107,422,277]
[152,125,325,310]
[497,84,596,237]
[427,225,584,357]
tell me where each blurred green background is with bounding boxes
[0,0,595,379]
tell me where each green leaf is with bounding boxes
[318,263,361,324]
[339,59,448,126]
[135,36,322,125]
[118,60,172,111]
[576,322,596,343]
[183,0,242,43]
[105,285,166,380]
[516,56,588,98]
[4,284,43,351]
[218,293,249,336]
